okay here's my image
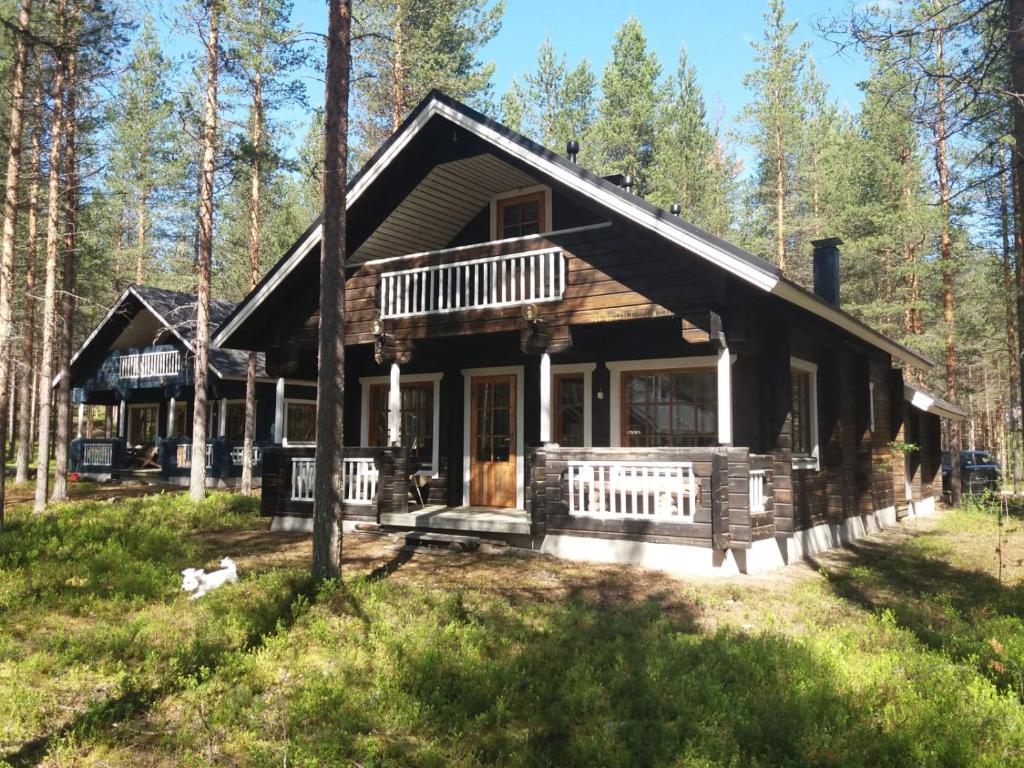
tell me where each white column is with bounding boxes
[539,352,552,443]
[218,397,228,437]
[118,399,126,438]
[167,397,176,436]
[274,378,285,443]
[388,362,401,446]
[717,346,732,445]
[76,403,84,439]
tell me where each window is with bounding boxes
[224,402,247,441]
[621,369,717,447]
[206,400,219,439]
[171,401,190,437]
[284,401,316,444]
[790,357,819,468]
[127,405,158,446]
[496,191,546,239]
[368,381,434,466]
[553,373,585,447]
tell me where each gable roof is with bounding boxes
[214,90,933,370]
[69,285,269,384]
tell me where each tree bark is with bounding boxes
[189,1,219,500]
[51,47,77,503]
[241,10,264,497]
[135,189,146,285]
[312,0,351,580]
[0,0,31,527]
[391,0,405,131]
[34,43,65,513]
[933,23,961,507]
[1009,0,1024,489]
[16,80,42,484]
[774,123,786,273]
[1001,147,1021,493]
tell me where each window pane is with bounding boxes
[287,403,316,442]
[554,375,585,446]
[622,368,716,447]
[225,403,246,441]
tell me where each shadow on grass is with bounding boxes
[276,581,1021,767]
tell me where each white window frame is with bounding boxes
[550,363,595,448]
[359,372,443,475]
[220,398,252,441]
[282,398,317,447]
[869,381,876,434]
[461,365,525,509]
[606,356,733,448]
[790,356,820,470]
[489,184,553,241]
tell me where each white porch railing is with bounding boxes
[567,460,696,520]
[176,442,213,469]
[379,247,566,319]
[749,469,767,513]
[230,446,263,466]
[82,443,113,466]
[342,457,378,505]
[291,457,315,501]
[289,456,379,504]
[119,349,181,379]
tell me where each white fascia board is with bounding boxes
[907,385,965,421]
[772,282,933,370]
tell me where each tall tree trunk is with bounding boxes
[1002,148,1021,493]
[0,0,31,527]
[241,28,264,497]
[16,80,42,484]
[390,0,405,131]
[34,45,65,513]
[933,23,961,506]
[190,2,219,500]
[51,47,77,503]
[135,189,146,284]
[774,123,786,273]
[312,0,351,580]
[1009,0,1024,487]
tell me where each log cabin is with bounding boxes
[66,285,316,485]
[212,91,965,575]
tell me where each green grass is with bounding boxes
[2,495,1024,766]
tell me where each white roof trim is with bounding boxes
[214,96,933,371]
[905,383,965,421]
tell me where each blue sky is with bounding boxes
[155,0,870,168]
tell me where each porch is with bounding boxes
[261,444,774,550]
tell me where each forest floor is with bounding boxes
[1,490,1024,767]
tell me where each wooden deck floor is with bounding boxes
[380,505,531,536]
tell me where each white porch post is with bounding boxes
[717,346,732,445]
[539,352,552,443]
[118,399,126,438]
[388,362,401,446]
[167,397,176,436]
[273,377,285,443]
[218,397,228,437]
[76,403,84,439]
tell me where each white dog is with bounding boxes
[180,557,238,600]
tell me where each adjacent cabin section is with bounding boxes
[213,91,964,575]
[67,286,316,486]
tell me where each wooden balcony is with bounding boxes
[118,349,181,379]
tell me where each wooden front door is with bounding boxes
[470,374,517,508]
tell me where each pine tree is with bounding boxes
[106,16,182,287]
[351,0,503,163]
[648,46,736,237]
[499,39,596,155]
[741,0,808,273]
[588,16,660,194]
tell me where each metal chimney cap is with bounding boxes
[811,237,843,248]
[566,139,579,163]
[670,202,681,216]
[622,174,634,191]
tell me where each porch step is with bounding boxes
[390,530,482,552]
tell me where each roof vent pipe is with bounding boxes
[811,237,843,307]
[566,140,579,164]
[622,174,634,194]
[670,202,681,217]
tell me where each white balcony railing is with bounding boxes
[119,349,181,379]
[379,247,566,319]
[749,469,767,513]
[176,442,213,469]
[567,461,696,520]
[290,456,379,504]
[82,442,113,466]
[230,446,263,466]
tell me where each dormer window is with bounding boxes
[490,185,551,241]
